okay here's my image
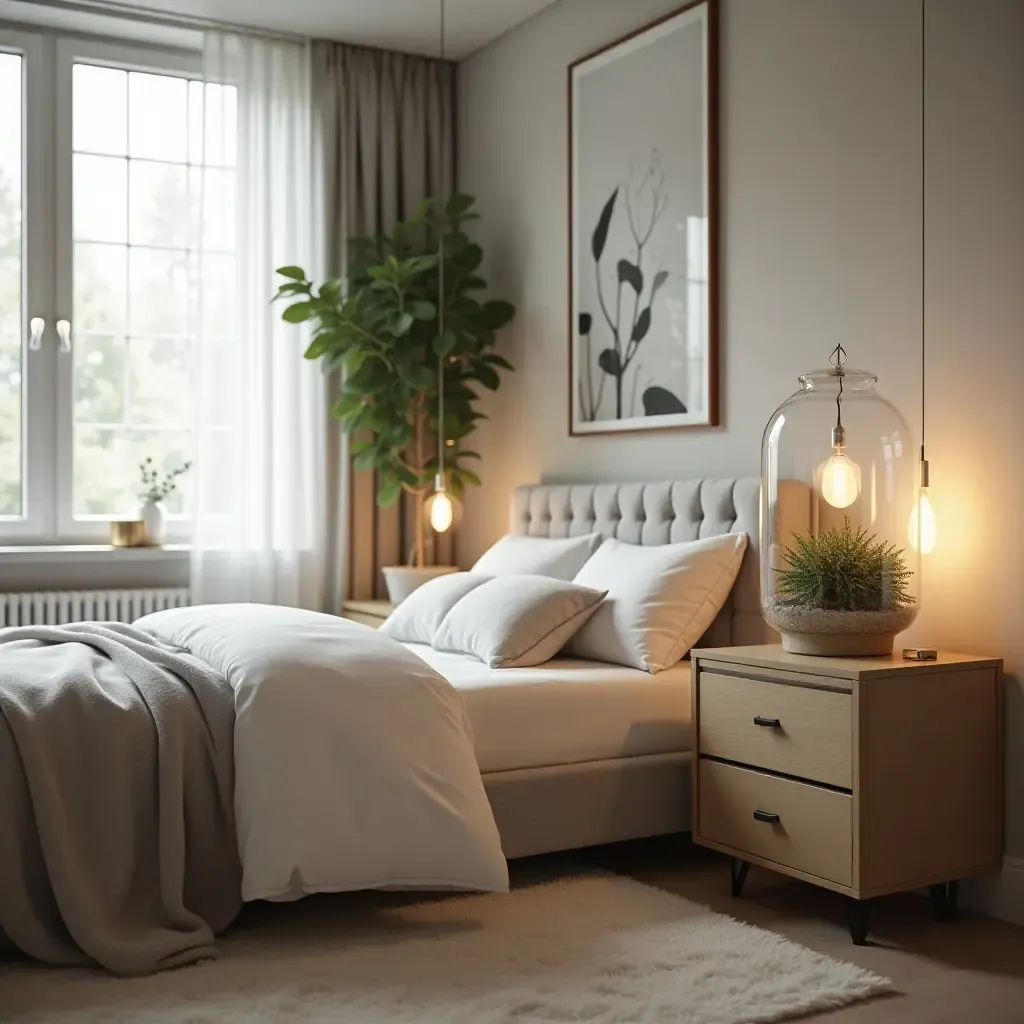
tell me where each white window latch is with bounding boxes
[56,319,72,353]
[28,317,45,351]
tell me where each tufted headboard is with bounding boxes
[510,479,773,648]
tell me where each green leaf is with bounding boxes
[344,348,368,376]
[353,448,378,471]
[330,393,362,420]
[377,480,402,508]
[392,311,415,336]
[405,365,434,391]
[452,244,484,276]
[304,338,330,360]
[479,300,515,331]
[482,353,514,370]
[410,300,437,321]
[458,467,482,487]
[276,281,309,297]
[475,363,500,390]
[319,278,343,303]
[446,193,476,218]
[277,265,306,281]
[282,301,313,323]
[434,330,457,357]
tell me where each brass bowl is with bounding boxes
[109,520,151,547]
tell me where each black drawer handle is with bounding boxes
[753,716,781,728]
[753,809,781,824]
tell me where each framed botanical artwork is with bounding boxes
[569,0,718,435]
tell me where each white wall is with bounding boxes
[458,0,1024,918]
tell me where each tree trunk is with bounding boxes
[412,405,427,568]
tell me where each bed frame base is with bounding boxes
[482,751,692,860]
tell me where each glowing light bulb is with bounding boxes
[820,450,861,508]
[908,490,937,554]
[428,489,454,533]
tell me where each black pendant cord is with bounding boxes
[829,341,848,432]
[436,0,446,485]
[921,0,927,465]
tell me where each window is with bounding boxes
[0,31,236,542]
[0,50,24,519]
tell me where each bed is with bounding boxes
[0,476,774,975]
[415,478,774,859]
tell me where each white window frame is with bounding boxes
[55,38,201,543]
[0,29,54,540]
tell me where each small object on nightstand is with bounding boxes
[691,644,1002,945]
[109,520,151,547]
[902,647,937,661]
[341,600,393,629]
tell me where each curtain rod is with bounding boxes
[28,0,309,44]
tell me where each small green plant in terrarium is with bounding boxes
[774,517,915,612]
[138,457,192,504]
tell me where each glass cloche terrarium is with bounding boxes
[760,345,921,656]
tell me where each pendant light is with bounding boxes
[423,0,459,535]
[909,0,937,553]
[818,343,862,508]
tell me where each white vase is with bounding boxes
[381,565,458,605]
[137,499,165,544]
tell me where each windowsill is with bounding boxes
[0,544,190,564]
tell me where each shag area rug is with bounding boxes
[0,874,891,1023]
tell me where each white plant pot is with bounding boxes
[137,499,166,545]
[382,565,458,606]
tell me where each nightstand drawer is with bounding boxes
[699,759,853,886]
[699,672,852,788]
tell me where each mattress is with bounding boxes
[404,644,693,774]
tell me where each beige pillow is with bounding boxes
[471,533,602,581]
[433,575,607,669]
[566,534,748,673]
[379,572,488,645]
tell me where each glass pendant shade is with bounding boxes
[760,363,921,656]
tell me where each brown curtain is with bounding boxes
[313,42,456,602]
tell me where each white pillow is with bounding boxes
[566,534,748,673]
[433,575,607,669]
[380,572,488,646]
[471,532,601,581]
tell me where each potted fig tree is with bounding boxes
[274,193,515,603]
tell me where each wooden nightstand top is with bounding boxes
[692,644,1002,681]
[343,600,393,618]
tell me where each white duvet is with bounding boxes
[136,604,508,902]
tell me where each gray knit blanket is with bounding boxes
[0,622,241,976]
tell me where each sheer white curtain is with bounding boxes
[191,32,329,608]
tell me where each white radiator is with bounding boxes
[0,588,190,627]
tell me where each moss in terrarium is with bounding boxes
[774,517,914,613]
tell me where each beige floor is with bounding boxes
[571,836,1024,1024]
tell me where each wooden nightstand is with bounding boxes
[691,645,1003,943]
[341,600,393,628]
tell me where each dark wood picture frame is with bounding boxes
[568,0,719,436]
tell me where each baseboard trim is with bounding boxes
[962,856,1024,927]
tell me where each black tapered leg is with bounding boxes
[848,898,872,945]
[730,858,750,898]
[929,880,960,922]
